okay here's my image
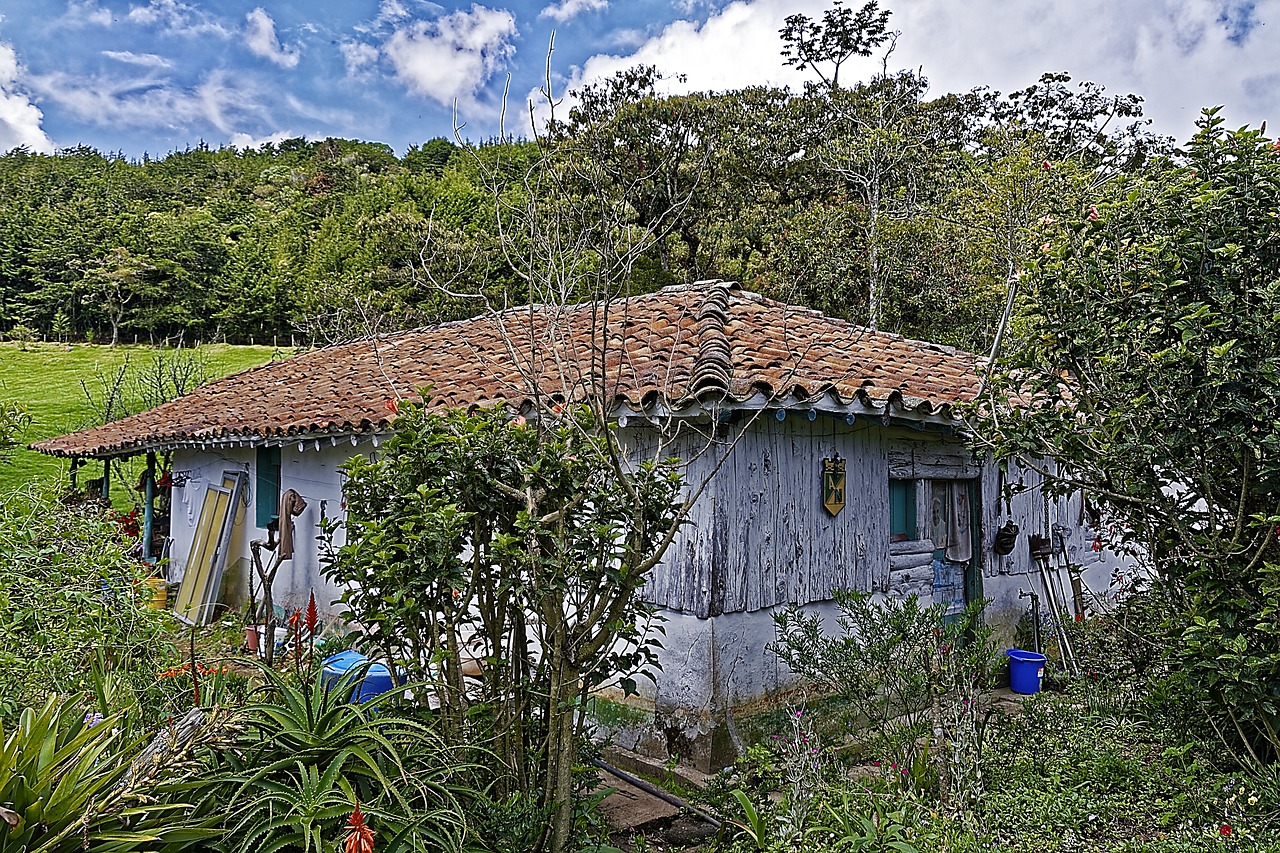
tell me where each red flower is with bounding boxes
[383,398,400,414]
[1087,205,1100,221]
[305,591,319,635]
[1220,825,1232,836]
[1042,159,1052,171]
[345,802,375,853]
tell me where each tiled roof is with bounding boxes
[31,281,982,458]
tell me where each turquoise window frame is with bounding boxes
[255,446,281,528]
[889,478,917,539]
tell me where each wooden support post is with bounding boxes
[69,457,82,491]
[101,458,111,502]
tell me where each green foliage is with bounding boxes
[813,791,921,853]
[2,325,35,347]
[180,665,472,853]
[727,789,771,849]
[970,692,1259,851]
[0,486,174,723]
[705,686,1280,852]
[779,1,893,89]
[770,591,997,794]
[0,399,30,464]
[971,112,1280,761]
[0,696,205,853]
[0,52,1164,356]
[325,401,685,852]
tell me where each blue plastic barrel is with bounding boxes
[1006,648,1047,694]
[321,651,398,702]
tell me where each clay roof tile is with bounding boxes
[31,281,981,458]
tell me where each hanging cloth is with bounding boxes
[278,488,308,561]
[945,481,973,563]
[929,481,949,548]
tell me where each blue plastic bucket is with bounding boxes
[321,651,398,703]
[1006,648,1047,695]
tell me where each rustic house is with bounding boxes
[33,280,1131,769]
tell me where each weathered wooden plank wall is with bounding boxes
[625,426,719,615]
[640,420,1131,618]
[978,457,1118,580]
[642,417,916,616]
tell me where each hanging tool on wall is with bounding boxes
[991,467,1020,567]
[1051,523,1086,622]
[1029,531,1080,677]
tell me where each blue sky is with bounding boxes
[0,0,1275,158]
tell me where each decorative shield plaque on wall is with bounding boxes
[822,456,846,516]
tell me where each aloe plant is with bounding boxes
[0,696,211,853]
[182,664,475,853]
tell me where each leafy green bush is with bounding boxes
[3,324,36,348]
[0,486,175,723]
[0,400,30,464]
[971,111,1280,763]
[324,401,684,851]
[770,591,998,803]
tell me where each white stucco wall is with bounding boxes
[168,441,358,619]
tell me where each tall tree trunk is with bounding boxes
[549,661,580,853]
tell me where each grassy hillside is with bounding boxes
[0,342,278,496]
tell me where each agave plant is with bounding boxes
[0,696,212,853]
[181,664,475,853]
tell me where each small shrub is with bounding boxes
[0,486,175,724]
[181,665,475,852]
[4,324,36,349]
[769,590,998,802]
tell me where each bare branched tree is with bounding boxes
[394,54,826,853]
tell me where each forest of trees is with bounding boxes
[0,3,1169,356]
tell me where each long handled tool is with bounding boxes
[1019,588,1042,654]
[1033,550,1079,677]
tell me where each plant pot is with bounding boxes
[245,625,260,653]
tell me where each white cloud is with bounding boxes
[604,28,647,50]
[126,0,230,38]
[340,40,380,76]
[537,0,1279,144]
[376,0,413,24]
[0,43,54,154]
[384,5,517,107]
[102,50,172,68]
[60,0,114,28]
[229,128,302,150]
[540,0,608,23]
[31,67,264,136]
[244,8,300,69]
[283,93,359,129]
[529,1,808,125]
[885,0,1278,140]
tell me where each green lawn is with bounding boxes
[0,341,278,495]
